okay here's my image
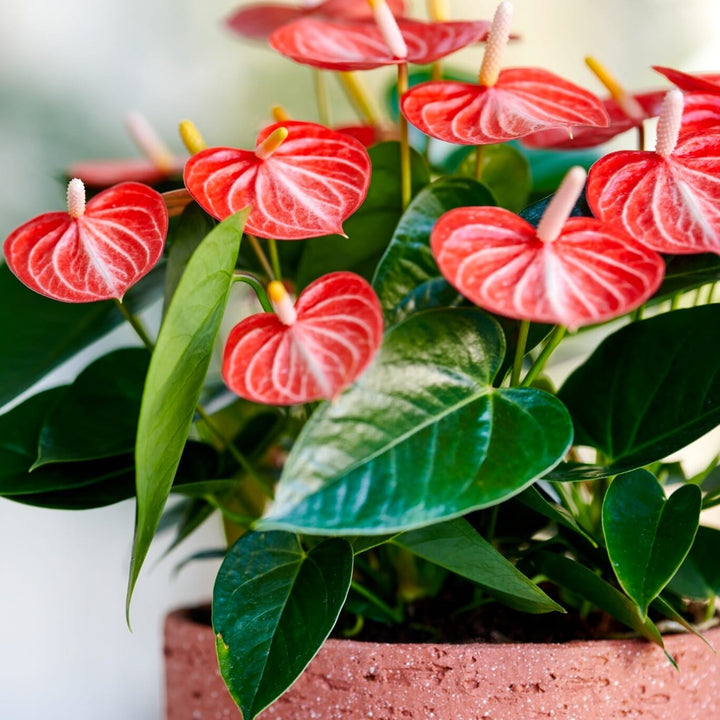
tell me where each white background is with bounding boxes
[1,1,720,718]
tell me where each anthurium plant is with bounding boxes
[4,1,720,717]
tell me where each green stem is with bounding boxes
[233,272,272,312]
[474,145,485,181]
[313,69,331,127]
[267,238,282,281]
[510,319,530,387]
[636,123,646,152]
[521,325,567,387]
[203,495,256,526]
[247,234,275,280]
[113,299,154,351]
[397,62,412,210]
[351,580,404,624]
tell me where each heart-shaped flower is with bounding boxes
[586,89,720,255]
[184,121,371,240]
[431,167,665,330]
[400,3,607,145]
[4,179,168,303]
[225,0,408,42]
[653,65,720,94]
[222,272,383,404]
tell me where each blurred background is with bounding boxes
[1,1,720,718]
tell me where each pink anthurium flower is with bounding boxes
[3,179,168,303]
[222,272,384,405]
[586,89,720,255]
[431,166,665,330]
[183,121,372,240]
[225,0,407,42]
[268,16,491,72]
[400,2,608,145]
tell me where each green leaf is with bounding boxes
[558,305,720,471]
[34,348,150,466]
[373,176,492,325]
[602,470,701,616]
[213,531,353,720]
[519,145,600,198]
[0,262,163,408]
[394,518,563,613]
[128,209,249,611]
[260,308,573,534]
[668,525,720,600]
[656,254,720,301]
[295,142,430,288]
[531,551,667,651]
[451,143,531,212]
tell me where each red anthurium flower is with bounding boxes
[677,92,720,136]
[269,16,491,72]
[184,121,371,240]
[222,272,383,405]
[401,3,607,146]
[653,65,720,94]
[4,179,168,303]
[431,167,664,330]
[586,89,720,255]
[225,0,407,42]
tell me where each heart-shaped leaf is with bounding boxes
[602,469,701,616]
[184,121,371,240]
[3,181,168,302]
[431,206,664,330]
[269,17,490,71]
[586,129,720,254]
[668,525,720,600]
[558,305,720,471]
[394,518,563,613]
[214,531,353,720]
[223,271,383,404]
[259,308,573,534]
[400,70,608,146]
[128,210,249,611]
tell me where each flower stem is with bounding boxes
[510,319,530,386]
[247,234,276,280]
[474,145,485,181]
[233,272,273,312]
[351,580,404,624]
[268,238,282,281]
[521,325,567,387]
[113,298,154,351]
[397,62,412,209]
[313,69,331,126]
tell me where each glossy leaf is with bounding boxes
[586,130,720,255]
[401,70,608,146]
[558,305,720,471]
[4,182,168,302]
[214,531,353,720]
[602,470,701,616]
[0,262,163,408]
[128,210,249,609]
[184,121,371,240]
[668,525,720,600]
[269,17,490,72]
[259,308,573,534]
[657,253,720,299]
[222,272,384,405]
[35,348,149,466]
[373,176,493,324]
[394,518,563,613]
[431,207,664,330]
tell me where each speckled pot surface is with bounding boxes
[164,607,720,720]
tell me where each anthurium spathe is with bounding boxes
[653,65,720,94]
[222,272,383,404]
[586,89,720,255]
[3,179,168,303]
[225,0,407,42]
[431,166,665,330]
[400,2,608,145]
[183,121,371,240]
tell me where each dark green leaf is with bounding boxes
[128,209,249,610]
[558,306,720,471]
[35,348,150,466]
[602,470,701,616]
[0,262,163,408]
[214,531,353,720]
[520,145,600,198]
[656,254,720,301]
[517,487,598,545]
[295,143,430,288]
[668,525,720,600]
[395,518,563,613]
[260,308,572,534]
[519,188,593,228]
[373,176,492,325]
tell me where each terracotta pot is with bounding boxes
[164,606,720,720]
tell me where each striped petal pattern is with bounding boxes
[269,17,490,71]
[431,208,664,330]
[401,69,609,145]
[3,182,168,303]
[586,132,720,255]
[184,121,371,240]
[223,272,384,404]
